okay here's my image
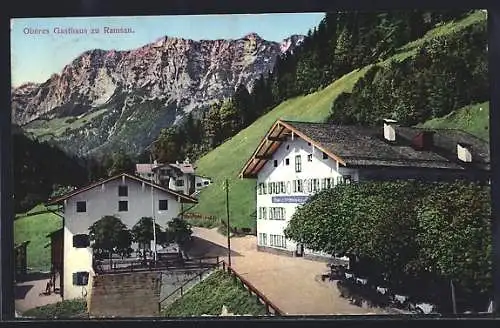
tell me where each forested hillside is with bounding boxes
[187,10,488,230]
[149,10,472,163]
[329,16,487,126]
[13,128,89,212]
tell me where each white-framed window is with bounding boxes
[263,183,267,194]
[259,233,268,246]
[159,199,168,211]
[270,234,287,249]
[295,155,302,172]
[267,182,272,194]
[285,158,290,166]
[258,207,267,220]
[321,178,327,190]
[280,181,286,194]
[297,179,303,192]
[307,154,313,162]
[118,185,128,197]
[327,178,333,189]
[312,179,319,192]
[268,207,285,220]
[307,179,313,193]
[76,201,86,213]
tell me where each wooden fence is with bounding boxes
[220,261,284,316]
[157,260,284,316]
[94,256,220,275]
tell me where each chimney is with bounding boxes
[457,143,472,163]
[412,131,434,151]
[383,119,397,142]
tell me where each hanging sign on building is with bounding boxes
[272,196,309,204]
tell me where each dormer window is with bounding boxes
[457,143,472,162]
[383,119,397,142]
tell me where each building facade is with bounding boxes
[241,119,490,260]
[48,173,197,300]
[135,160,212,196]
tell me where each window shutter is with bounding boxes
[73,272,89,286]
[73,234,90,248]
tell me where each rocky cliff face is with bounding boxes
[12,33,304,157]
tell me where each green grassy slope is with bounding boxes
[387,10,486,64]
[189,11,487,229]
[23,299,87,318]
[191,67,370,229]
[14,204,62,272]
[420,102,490,141]
[161,270,267,317]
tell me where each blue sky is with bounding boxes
[11,13,324,87]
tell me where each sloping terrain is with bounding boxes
[420,102,489,141]
[14,204,62,272]
[161,270,267,317]
[14,34,304,157]
[188,11,487,229]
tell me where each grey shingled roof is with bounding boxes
[282,121,490,171]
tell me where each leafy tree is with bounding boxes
[107,150,134,176]
[153,127,182,163]
[89,215,133,262]
[232,84,254,128]
[284,181,492,309]
[164,217,193,254]
[415,182,492,298]
[218,100,239,140]
[131,217,163,260]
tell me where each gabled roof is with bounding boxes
[239,119,490,178]
[135,164,156,174]
[170,163,195,174]
[47,173,198,205]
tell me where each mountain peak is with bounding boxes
[243,32,262,40]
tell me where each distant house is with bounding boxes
[135,159,212,196]
[47,173,197,300]
[239,119,490,260]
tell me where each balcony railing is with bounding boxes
[93,255,220,275]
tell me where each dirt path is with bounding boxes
[15,278,62,313]
[190,227,385,315]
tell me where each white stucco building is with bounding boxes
[135,160,212,196]
[47,173,197,300]
[239,119,490,260]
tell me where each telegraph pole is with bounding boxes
[150,153,157,265]
[225,179,231,267]
[450,279,457,314]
